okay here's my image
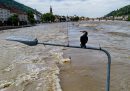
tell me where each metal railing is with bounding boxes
[6,37,111,91]
[38,42,111,91]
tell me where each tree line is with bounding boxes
[41,13,80,23]
[0,12,80,26]
[105,4,130,21]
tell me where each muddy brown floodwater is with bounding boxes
[0,23,68,91]
[60,49,107,91]
[60,21,130,91]
[0,21,130,91]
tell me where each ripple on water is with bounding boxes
[107,32,130,37]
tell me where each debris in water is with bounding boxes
[0,81,12,89]
[3,64,15,72]
[62,56,71,63]
[50,48,71,64]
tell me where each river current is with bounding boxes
[0,21,130,91]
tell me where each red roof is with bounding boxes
[0,4,9,10]
[0,4,27,15]
[10,7,26,15]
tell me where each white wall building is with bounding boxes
[10,8,28,22]
[34,13,41,22]
[0,4,28,25]
[18,14,28,22]
[0,7,10,23]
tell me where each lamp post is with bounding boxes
[6,36,111,91]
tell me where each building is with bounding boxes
[34,12,42,23]
[123,15,128,20]
[0,3,43,25]
[10,7,28,21]
[18,14,28,22]
[105,15,129,21]
[9,7,28,25]
[0,4,10,25]
[0,3,29,26]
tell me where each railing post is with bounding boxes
[100,48,111,91]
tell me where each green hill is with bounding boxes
[0,0,41,14]
[105,5,130,17]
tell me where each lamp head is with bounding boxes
[6,36,38,46]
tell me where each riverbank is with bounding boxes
[0,25,33,31]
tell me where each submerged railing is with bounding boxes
[39,43,111,91]
[6,37,111,91]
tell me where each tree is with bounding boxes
[105,5,130,17]
[27,11,35,24]
[60,16,66,22]
[41,13,55,23]
[70,16,79,21]
[8,14,19,26]
[127,15,130,21]
[74,16,79,21]
[0,21,2,26]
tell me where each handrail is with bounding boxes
[38,42,111,91]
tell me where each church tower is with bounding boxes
[50,6,53,14]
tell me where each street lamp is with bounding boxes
[6,36,111,91]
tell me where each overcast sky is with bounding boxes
[15,0,130,18]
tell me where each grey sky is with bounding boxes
[15,0,130,18]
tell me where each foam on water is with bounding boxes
[0,48,63,91]
[0,23,69,91]
[1,21,130,91]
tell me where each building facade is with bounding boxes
[0,4,42,26]
[0,8,10,22]
[18,14,28,22]
[10,7,28,22]
[0,4,29,26]
[0,4,10,25]
[34,13,41,23]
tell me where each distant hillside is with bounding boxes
[0,0,41,14]
[105,5,130,17]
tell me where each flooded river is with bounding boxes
[60,21,130,91]
[0,23,68,91]
[0,21,130,91]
